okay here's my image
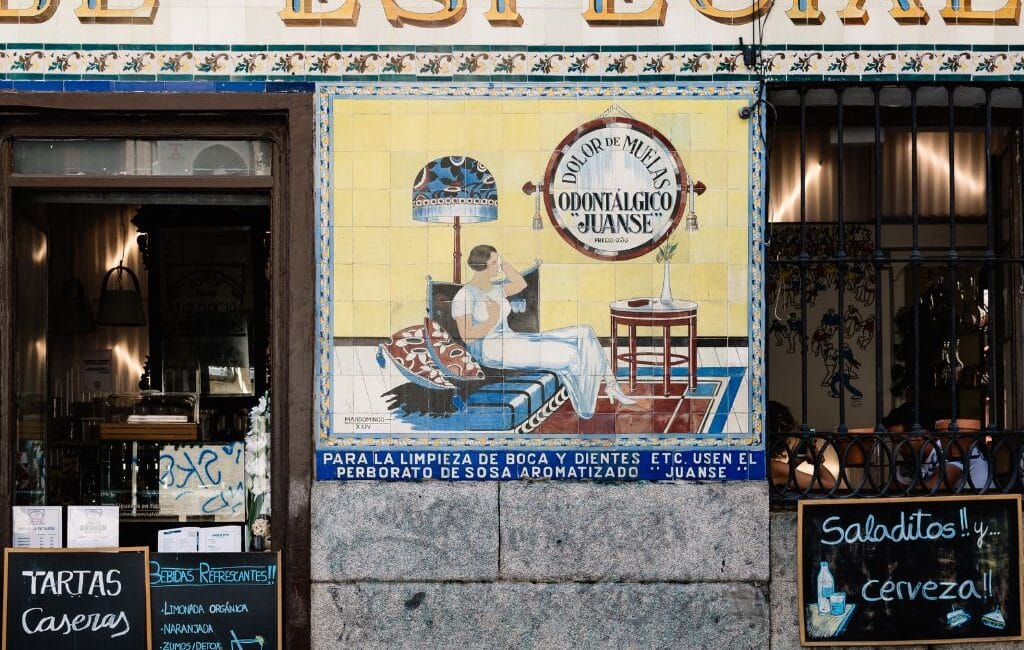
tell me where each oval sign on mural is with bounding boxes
[542,115,687,260]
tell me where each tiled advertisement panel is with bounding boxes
[315,83,766,481]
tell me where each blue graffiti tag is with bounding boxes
[159,443,244,515]
[202,481,245,514]
[161,448,224,488]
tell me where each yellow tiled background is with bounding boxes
[332,97,751,339]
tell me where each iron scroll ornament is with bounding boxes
[541,115,688,261]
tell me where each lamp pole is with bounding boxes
[452,215,462,283]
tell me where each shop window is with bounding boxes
[765,86,1024,500]
[12,140,273,549]
[13,139,271,176]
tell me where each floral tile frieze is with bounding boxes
[2,45,1023,79]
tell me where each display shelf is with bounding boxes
[98,422,198,441]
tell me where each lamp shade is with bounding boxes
[412,156,498,223]
[96,264,146,327]
[51,277,97,334]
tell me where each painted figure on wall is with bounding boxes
[453,244,635,418]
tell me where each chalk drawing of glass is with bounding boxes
[230,630,265,650]
[829,591,846,615]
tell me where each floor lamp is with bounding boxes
[412,155,498,283]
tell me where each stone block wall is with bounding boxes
[311,481,769,649]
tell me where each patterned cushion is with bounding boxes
[381,324,455,390]
[423,318,486,381]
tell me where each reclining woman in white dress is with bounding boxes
[452,244,635,420]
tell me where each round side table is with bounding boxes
[609,298,698,397]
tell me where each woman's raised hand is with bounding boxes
[498,258,528,297]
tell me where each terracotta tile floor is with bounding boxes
[534,380,712,435]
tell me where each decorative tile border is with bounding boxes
[314,81,763,452]
[1,44,1024,82]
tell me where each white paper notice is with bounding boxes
[198,525,242,552]
[158,527,200,552]
[12,506,62,548]
[82,349,112,393]
[66,505,119,548]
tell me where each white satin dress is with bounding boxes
[452,283,610,419]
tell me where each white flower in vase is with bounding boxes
[247,454,268,481]
[245,393,272,546]
[251,475,270,498]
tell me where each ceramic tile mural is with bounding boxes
[316,83,766,481]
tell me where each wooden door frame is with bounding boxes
[0,92,314,650]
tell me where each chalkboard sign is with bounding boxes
[150,551,281,650]
[799,495,1024,646]
[2,547,152,650]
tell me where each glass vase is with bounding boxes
[659,260,673,305]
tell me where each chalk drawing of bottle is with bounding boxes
[817,561,835,615]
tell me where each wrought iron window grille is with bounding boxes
[766,84,1024,503]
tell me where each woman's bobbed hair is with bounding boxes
[467,244,498,272]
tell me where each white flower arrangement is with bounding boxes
[245,393,271,546]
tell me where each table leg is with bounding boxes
[689,315,698,395]
[628,324,637,393]
[662,325,671,397]
[610,315,618,383]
